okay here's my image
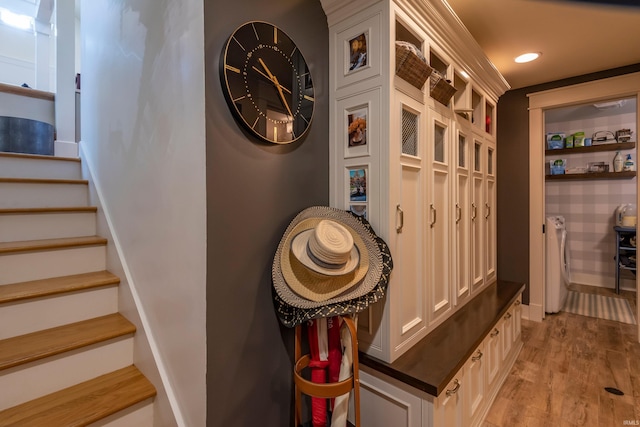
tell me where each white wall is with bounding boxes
[0,23,36,87]
[80,1,206,426]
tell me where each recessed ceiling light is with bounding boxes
[514,52,540,64]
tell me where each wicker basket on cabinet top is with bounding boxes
[429,71,457,105]
[395,41,433,90]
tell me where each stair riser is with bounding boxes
[0,182,88,208]
[1,286,118,340]
[89,399,154,427]
[0,157,81,180]
[0,246,106,285]
[0,336,134,411]
[0,212,96,242]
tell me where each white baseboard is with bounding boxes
[524,303,544,322]
[571,272,637,292]
[55,140,78,158]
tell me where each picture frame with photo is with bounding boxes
[349,204,367,219]
[347,107,367,148]
[336,14,381,89]
[348,33,368,72]
[349,168,367,202]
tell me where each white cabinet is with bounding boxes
[427,108,453,326]
[434,375,464,427]
[323,0,509,363]
[484,323,501,392]
[464,345,486,426]
[471,138,485,293]
[454,128,471,306]
[501,309,514,362]
[484,141,497,284]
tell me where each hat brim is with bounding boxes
[290,228,361,276]
[273,206,381,308]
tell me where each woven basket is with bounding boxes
[429,73,457,105]
[395,43,433,90]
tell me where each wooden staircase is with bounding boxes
[0,152,156,426]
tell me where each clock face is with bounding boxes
[221,21,315,144]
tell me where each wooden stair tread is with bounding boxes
[0,177,87,185]
[0,151,78,162]
[0,206,97,214]
[0,236,107,254]
[0,365,156,427]
[0,313,136,371]
[0,271,120,304]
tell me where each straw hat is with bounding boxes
[272,206,393,327]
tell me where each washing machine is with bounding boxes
[545,216,571,313]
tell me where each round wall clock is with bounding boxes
[220,21,315,144]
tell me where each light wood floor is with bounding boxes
[483,285,640,426]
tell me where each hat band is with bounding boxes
[306,242,348,270]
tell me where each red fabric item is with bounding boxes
[307,320,328,427]
[326,316,342,410]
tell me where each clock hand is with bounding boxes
[258,58,293,118]
[272,75,294,118]
[251,66,291,94]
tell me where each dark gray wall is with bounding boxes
[205,1,329,426]
[497,63,640,305]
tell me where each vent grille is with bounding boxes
[402,109,418,156]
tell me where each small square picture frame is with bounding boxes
[337,87,380,159]
[349,204,368,219]
[335,13,381,89]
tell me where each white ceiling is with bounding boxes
[445,0,640,89]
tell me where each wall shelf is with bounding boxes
[545,141,636,156]
[546,171,637,181]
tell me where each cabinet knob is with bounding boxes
[472,350,483,362]
[505,312,512,320]
[485,203,491,219]
[490,328,500,337]
[455,203,461,224]
[446,379,461,396]
[471,203,477,220]
[515,300,521,306]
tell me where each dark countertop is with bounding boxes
[359,280,525,397]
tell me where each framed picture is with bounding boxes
[336,13,381,89]
[349,168,367,202]
[348,33,368,72]
[349,204,367,219]
[337,88,380,159]
[347,107,367,148]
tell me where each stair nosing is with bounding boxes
[0,236,108,255]
[0,151,79,162]
[0,206,97,215]
[0,271,120,304]
[0,365,156,427]
[0,177,87,185]
[0,313,136,371]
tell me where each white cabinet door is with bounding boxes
[484,143,496,283]
[513,298,523,343]
[471,138,484,293]
[359,369,424,427]
[395,97,428,349]
[434,374,464,427]
[485,324,502,391]
[427,108,452,325]
[454,128,471,306]
[501,309,514,361]
[464,345,486,426]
